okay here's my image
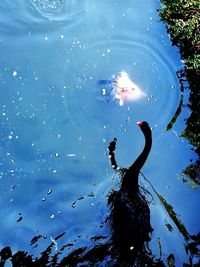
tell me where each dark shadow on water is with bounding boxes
[105,122,161,266]
[0,122,200,266]
[0,122,161,266]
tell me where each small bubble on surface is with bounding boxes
[59,35,64,40]
[102,88,106,95]
[47,189,52,195]
[12,71,17,77]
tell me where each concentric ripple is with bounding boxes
[62,37,181,142]
[29,0,86,29]
[0,0,86,35]
[32,0,66,14]
[0,1,197,264]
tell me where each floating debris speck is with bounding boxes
[47,189,52,195]
[12,71,17,77]
[88,192,95,197]
[102,88,106,96]
[17,213,23,222]
[66,153,76,157]
[59,35,64,40]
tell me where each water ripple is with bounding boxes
[31,0,66,15]
[62,36,180,141]
[0,0,86,35]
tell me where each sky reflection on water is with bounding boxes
[0,0,199,265]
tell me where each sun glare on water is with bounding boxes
[111,71,146,106]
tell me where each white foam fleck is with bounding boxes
[12,71,17,77]
[66,153,76,157]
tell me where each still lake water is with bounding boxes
[0,0,199,265]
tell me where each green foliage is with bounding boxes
[181,159,200,185]
[159,0,200,57]
[158,0,200,183]
[185,53,200,70]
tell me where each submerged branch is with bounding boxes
[140,172,190,241]
[166,72,184,131]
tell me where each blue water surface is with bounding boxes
[0,0,199,265]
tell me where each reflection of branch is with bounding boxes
[166,94,183,131]
[140,172,190,241]
[166,73,184,131]
[141,172,200,264]
[139,186,156,206]
[71,192,95,208]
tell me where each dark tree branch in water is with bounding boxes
[166,71,184,131]
[141,172,200,266]
[140,172,190,241]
